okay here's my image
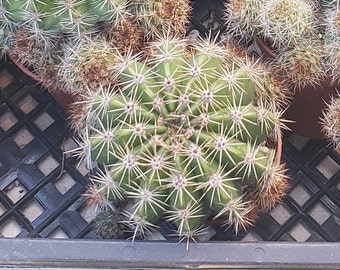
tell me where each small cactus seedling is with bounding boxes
[94,210,134,239]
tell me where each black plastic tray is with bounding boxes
[0,57,93,239]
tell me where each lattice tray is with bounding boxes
[0,57,95,239]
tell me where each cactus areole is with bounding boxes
[82,37,287,243]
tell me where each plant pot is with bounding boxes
[8,54,76,111]
[255,38,340,140]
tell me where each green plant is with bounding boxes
[74,36,288,243]
[94,209,134,239]
[0,0,132,96]
[0,0,129,39]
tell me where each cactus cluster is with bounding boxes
[225,0,316,48]
[225,0,340,89]
[74,36,288,243]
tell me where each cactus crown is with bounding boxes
[75,36,288,243]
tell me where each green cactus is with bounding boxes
[94,210,134,239]
[78,36,288,243]
[225,0,265,42]
[260,0,316,48]
[0,0,129,36]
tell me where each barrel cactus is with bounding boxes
[73,35,288,243]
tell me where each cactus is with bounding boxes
[75,35,288,243]
[225,0,316,48]
[0,0,129,38]
[260,0,316,48]
[276,38,325,89]
[224,0,265,43]
[94,210,134,239]
[224,0,340,91]
[0,0,132,96]
[321,94,340,149]
[132,0,191,39]
[58,36,124,93]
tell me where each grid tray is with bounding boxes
[0,57,95,239]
